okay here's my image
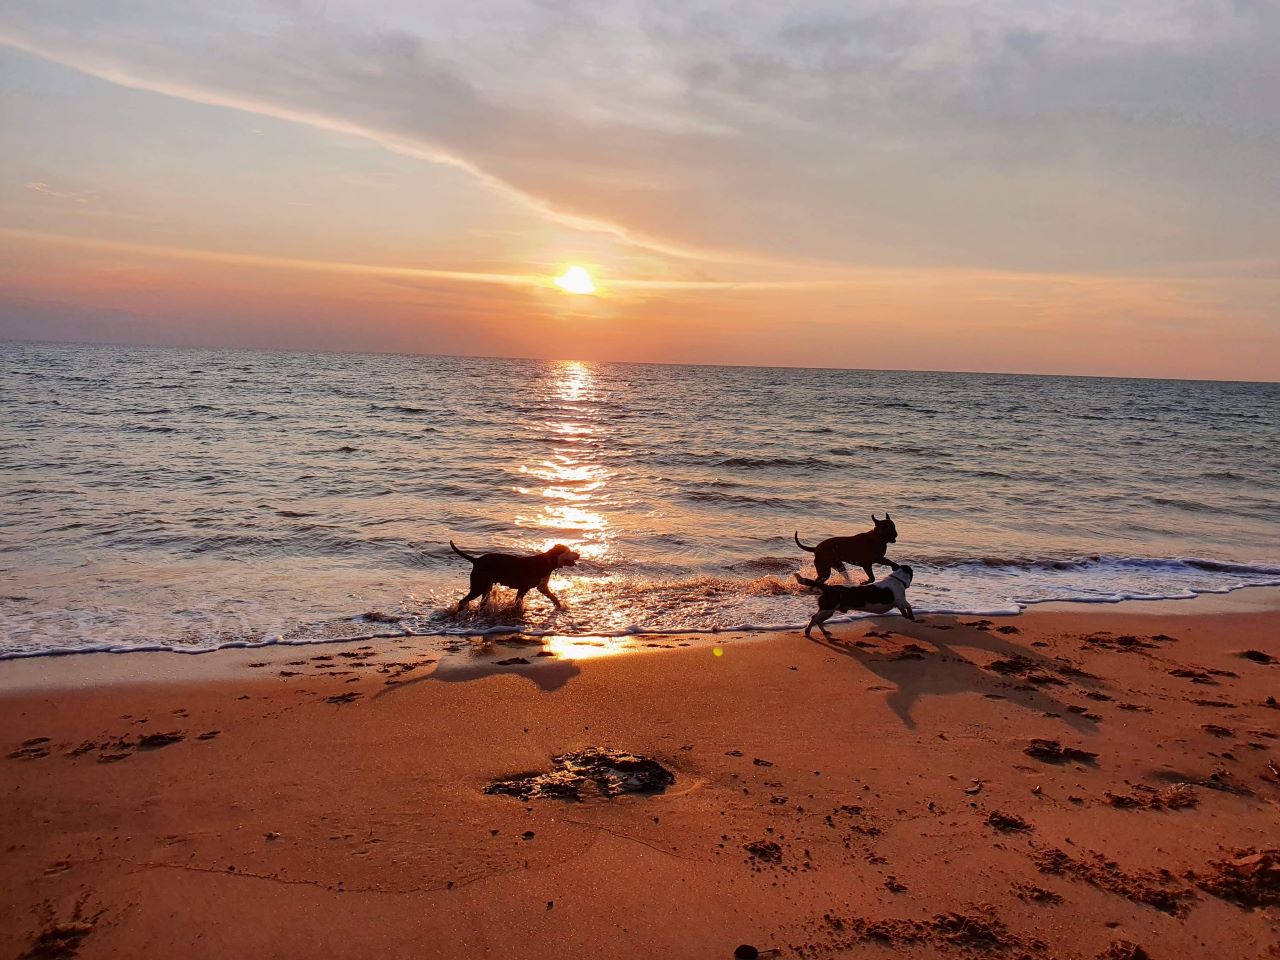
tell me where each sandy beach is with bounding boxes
[2,594,1277,960]
[6,5,1280,956]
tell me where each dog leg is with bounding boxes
[536,583,563,609]
[812,559,834,584]
[456,588,484,612]
[834,563,852,582]
[806,609,836,639]
[514,588,530,607]
[898,601,916,621]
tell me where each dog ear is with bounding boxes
[885,512,892,521]
[871,514,878,523]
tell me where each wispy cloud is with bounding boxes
[0,226,878,291]
[9,224,1266,301]
[25,180,90,203]
[2,1,1277,274]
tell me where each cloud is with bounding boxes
[25,180,90,203]
[2,1,1278,272]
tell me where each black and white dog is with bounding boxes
[804,565,915,639]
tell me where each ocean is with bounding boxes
[2,340,1277,659]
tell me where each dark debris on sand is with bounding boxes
[1024,739,1098,764]
[986,656,1035,675]
[1103,784,1198,811]
[1082,632,1158,652]
[1168,667,1215,684]
[744,840,784,864]
[1186,848,1279,909]
[1012,882,1063,905]
[485,749,675,801]
[19,921,94,960]
[1097,941,1150,960]
[1151,767,1253,797]
[985,810,1032,832]
[1032,845,1194,916]
[810,905,1050,957]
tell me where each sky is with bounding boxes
[1,1,1277,380]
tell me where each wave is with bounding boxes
[369,403,433,415]
[4,553,1277,661]
[1143,495,1222,514]
[920,554,1280,577]
[724,556,796,574]
[827,445,943,457]
[682,490,787,508]
[715,455,836,470]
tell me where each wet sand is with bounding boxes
[2,594,1278,959]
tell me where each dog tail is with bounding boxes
[794,531,816,553]
[449,540,479,563]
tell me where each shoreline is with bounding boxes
[3,595,1278,957]
[2,586,1278,694]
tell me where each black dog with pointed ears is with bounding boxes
[794,514,900,588]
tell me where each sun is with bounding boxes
[554,265,597,295]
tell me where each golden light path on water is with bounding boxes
[515,360,611,562]
[509,360,635,654]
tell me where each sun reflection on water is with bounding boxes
[514,361,611,564]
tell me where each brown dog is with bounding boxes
[794,514,899,587]
[450,540,579,611]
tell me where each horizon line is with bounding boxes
[2,334,1274,386]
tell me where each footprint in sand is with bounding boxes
[137,731,184,749]
[1023,739,1098,764]
[65,731,189,763]
[1236,649,1277,665]
[8,737,52,760]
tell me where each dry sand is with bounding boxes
[2,593,1278,959]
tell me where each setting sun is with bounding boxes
[554,265,597,295]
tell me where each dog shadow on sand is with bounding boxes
[375,653,583,697]
[806,616,1110,735]
[376,602,584,697]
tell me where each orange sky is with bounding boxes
[1,4,1278,380]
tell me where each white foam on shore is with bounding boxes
[2,554,1278,661]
